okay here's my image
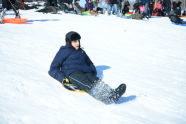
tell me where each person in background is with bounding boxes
[153,0,164,16]
[107,0,118,15]
[93,0,104,14]
[141,0,151,18]
[176,1,182,16]
[182,10,186,16]
[73,0,86,14]
[148,0,154,17]
[2,0,21,18]
[162,0,171,15]
[85,0,94,11]
[84,0,98,15]
[61,0,75,13]
[122,0,130,15]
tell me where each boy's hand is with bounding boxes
[63,78,70,84]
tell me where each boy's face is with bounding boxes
[71,40,80,50]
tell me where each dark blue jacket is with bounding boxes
[48,46,97,82]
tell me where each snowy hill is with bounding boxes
[0,9,186,124]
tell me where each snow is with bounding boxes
[0,8,186,124]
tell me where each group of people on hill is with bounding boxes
[153,0,186,16]
[46,0,186,17]
[1,0,186,20]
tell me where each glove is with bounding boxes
[63,78,70,84]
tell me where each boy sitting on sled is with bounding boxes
[48,31,126,104]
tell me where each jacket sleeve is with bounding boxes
[48,47,67,83]
[84,51,97,76]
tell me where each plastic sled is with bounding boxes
[2,18,28,24]
[172,21,186,26]
[81,11,90,15]
[62,78,86,93]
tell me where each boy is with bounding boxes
[48,31,126,104]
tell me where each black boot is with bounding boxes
[89,82,126,104]
[109,83,126,103]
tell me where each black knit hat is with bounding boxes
[65,31,81,46]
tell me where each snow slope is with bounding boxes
[0,9,186,124]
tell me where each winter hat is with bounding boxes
[65,31,81,46]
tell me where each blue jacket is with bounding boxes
[48,46,97,82]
